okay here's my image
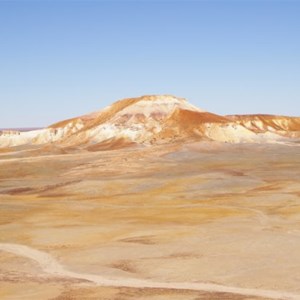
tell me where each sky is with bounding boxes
[0,0,299,128]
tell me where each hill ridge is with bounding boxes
[1,95,299,150]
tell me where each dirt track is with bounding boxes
[1,243,299,300]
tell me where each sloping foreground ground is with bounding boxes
[0,142,300,299]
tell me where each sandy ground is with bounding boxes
[0,141,300,299]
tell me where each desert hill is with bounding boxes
[0,95,300,150]
[227,114,300,138]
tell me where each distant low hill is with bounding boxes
[0,127,43,132]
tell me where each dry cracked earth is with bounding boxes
[0,141,300,300]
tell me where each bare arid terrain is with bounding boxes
[1,142,300,300]
[0,96,300,299]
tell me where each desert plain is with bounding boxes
[0,141,300,300]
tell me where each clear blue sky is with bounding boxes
[0,1,299,127]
